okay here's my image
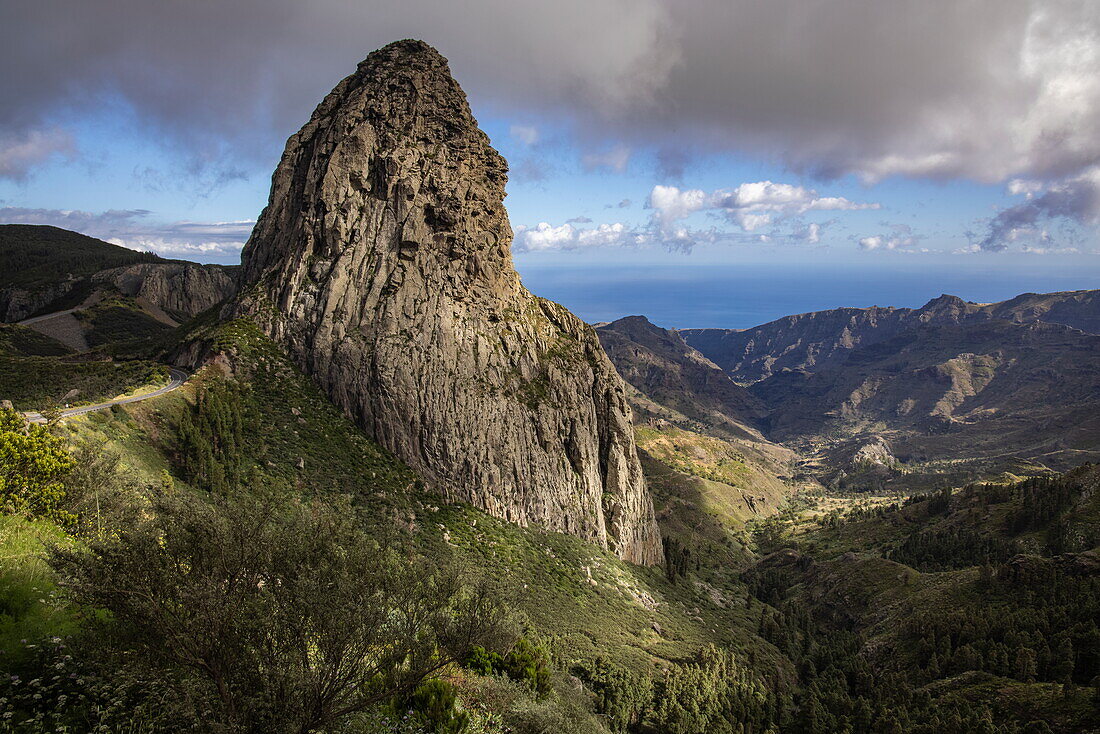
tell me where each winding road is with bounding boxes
[23,367,189,424]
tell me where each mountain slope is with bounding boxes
[751,319,1100,476]
[0,225,164,290]
[233,40,660,564]
[596,315,767,440]
[594,315,797,535]
[666,292,1100,486]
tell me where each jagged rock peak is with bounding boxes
[240,39,515,298]
[236,40,662,565]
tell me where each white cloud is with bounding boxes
[0,127,75,180]
[858,234,916,251]
[647,181,877,235]
[0,207,253,261]
[793,222,821,244]
[513,221,643,252]
[734,212,772,231]
[107,236,246,258]
[713,181,877,215]
[510,124,540,145]
[1019,245,1081,255]
[581,144,631,172]
[647,185,708,225]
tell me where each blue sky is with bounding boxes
[2,1,1099,327]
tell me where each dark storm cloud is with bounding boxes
[3,0,1099,188]
[978,174,1100,250]
[0,0,674,182]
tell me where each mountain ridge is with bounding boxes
[0,224,237,323]
[680,289,1100,383]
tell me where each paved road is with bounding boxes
[24,367,189,424]
[18,307,83,326]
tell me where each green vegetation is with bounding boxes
[0,225,163,289]
[0,355,167,410]
[734,465,1100,733]
[74,296,175,347]
[464,637,552,695]
[44,489,508,732]
[0,406,75,524]
[1,310,1097,733]
[0,324,70,357]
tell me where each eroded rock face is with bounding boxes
[235,40,661,564]
[1,283,75,322]
[95,263,237,321]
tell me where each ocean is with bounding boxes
[515,260,1100,330]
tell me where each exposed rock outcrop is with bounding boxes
[94,263,237,321]
[0,282,77,322]
[235,40,661,564]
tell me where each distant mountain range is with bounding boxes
[680,291,1100,383]
[600,290,1100,489]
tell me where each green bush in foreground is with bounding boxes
[45,489,510,733]
[464,637,551,696]
[0,407,74,525]
[395,679,469,733]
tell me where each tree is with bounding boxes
[50,489,510,733]
[1014,647,1038,682]
[61,439,144,539]
[1050,638,1075,683]
[0,405,74,524]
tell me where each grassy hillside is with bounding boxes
[164,320,787,671]
[0,323,71,357]
[72,294,176,347]
[0,317,801,732]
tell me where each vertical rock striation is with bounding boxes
[235,40,661,564]
[95,263,237,321]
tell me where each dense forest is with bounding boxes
[0,225,164,289]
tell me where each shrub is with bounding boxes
[397,679,468,733]
[0,406,74,525]
[463,638,551,697]
[49,489,510,733]
[503,638,552,696]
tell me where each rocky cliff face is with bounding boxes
[235,40,661,564]
[1,282,77,322]
[95,263,237,321]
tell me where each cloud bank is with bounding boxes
[978,169,1100,250]
[648,182,877,233]
[516,180,869,252]
[3,0,1098,189]
[0,207,253,259]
